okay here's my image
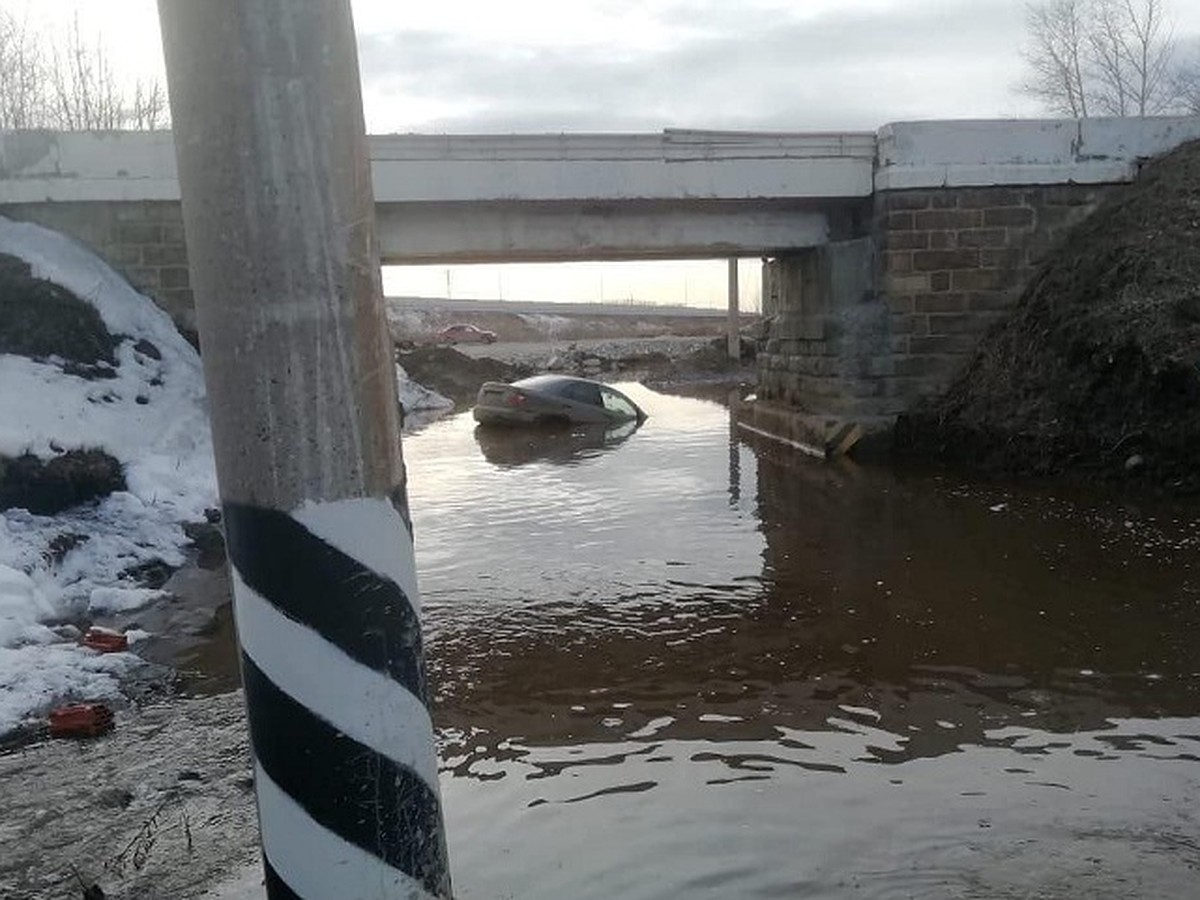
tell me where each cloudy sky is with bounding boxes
[355,0,1045,133]
[16,0,1200,305]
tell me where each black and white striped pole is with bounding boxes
[157,2,452,897]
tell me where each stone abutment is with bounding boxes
[758,181,1119,421]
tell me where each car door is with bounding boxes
[558,381,608,423]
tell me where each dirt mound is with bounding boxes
[0,449,126,514]
[397,345,532,408]
[896,139,1200,491]
[0,252,118,377]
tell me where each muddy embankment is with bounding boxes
[895,139,1200,494]
[385,300,755,345]
[399,334,758,411]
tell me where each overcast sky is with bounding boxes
[16,0,1200,305]
[356,0,1046,133]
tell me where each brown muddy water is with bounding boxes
[395,384,1200,899]
[53,383,1198,899]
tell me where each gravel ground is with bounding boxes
[452,334,718,368]
[0,691,256,900]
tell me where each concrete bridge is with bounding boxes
[2,117,1199,423]
[0,128,875,266]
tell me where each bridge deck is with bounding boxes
[2,119,1198,262]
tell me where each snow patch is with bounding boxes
[0,216,217,735]
[396,363,453,414]
[0,641,138,733]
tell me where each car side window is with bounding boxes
[562,382,603,406]
[599,388,637,417]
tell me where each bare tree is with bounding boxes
[126,79,167,130]
[49,13,127,130]
[1170,37,1200,113]
[1021,0,1091,117]
[0,8,169,131]
[1089,0,1177,115]
[0,8,47,128]
[1020,0,1186,116]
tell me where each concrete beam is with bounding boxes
[373,200,833,264]
[876,117,1200,190]
[5,118,1199,264]
[0,129,877,205]
[6,119,1200,206]
[369,130,876,202]
[0,131,181,201]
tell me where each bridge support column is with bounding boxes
[727,257,740,360]
[757,239,887,419]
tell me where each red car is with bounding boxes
[437,323,497,345]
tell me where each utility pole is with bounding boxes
[727,257,741,361]
[156,2,452,897]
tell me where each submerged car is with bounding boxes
[437,323,496,344]
[474,374,647,427]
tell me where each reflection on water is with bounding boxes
[404,383,1200,899]
[474,418,642,468]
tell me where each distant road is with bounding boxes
[389,296,753,319]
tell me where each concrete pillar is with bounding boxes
[727,257,740,360]
[157,2,451,897]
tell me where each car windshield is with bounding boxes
[600,387,639,418]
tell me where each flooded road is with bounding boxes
[406,384,1200,899]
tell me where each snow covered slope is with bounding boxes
[0,217,217,736]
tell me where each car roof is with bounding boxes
[512,374,606,390]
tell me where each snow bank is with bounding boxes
[0,219,454,735]
[0,217,217,735]
[0,218,214,516]
[0,564,58,648]
[396,363,453,414]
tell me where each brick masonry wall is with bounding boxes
[0,200,195,336]
[758,239,889,418]
[760,182,1124,420]
[877,183,1121,407]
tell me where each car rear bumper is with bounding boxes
[473,406,541,426]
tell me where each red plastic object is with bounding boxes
[49,703,114,738]
[82,627,128,653]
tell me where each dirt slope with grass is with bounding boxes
[895,139,1200,493]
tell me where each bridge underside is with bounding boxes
[375,198,871,265]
